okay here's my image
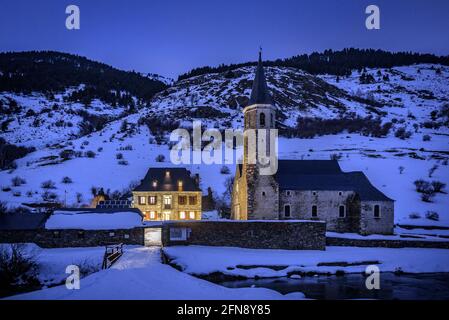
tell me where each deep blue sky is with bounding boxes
[1,0,448,78]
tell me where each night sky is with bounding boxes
[1,0,448,77]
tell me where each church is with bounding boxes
[231,52,394,235]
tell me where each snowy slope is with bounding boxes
[145,65,378,129]
[0,91,130,148]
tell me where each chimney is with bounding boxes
[194,173,200,187]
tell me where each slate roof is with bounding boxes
[0,212,48,230]
[248,50,274,106]
[275,160,393,201]
[133,167,201,192]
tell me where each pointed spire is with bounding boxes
[249,48,273,105]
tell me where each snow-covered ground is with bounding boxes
[0,244,104,287]
[7,246,306,300]
[163,245,449,279]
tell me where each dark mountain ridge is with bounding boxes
[0,51,167,106]
[178,48,449,81]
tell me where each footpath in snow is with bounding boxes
[8,246,305,300]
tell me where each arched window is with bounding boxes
[339,205,346,218]
[260,113,266,127]
[312,205,318,217]
[284,205,291,217]
[374,205,381,218]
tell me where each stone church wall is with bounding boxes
[278,190,360,233]
[248,171,279,220]
[359,201,394,235]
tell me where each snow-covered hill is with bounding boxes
[0,90,131,148]
[1,63,448,228]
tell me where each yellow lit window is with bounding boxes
[189,211,195,219]
[180,211,186,219]
[150,211,156,219]
[139,196,146,205]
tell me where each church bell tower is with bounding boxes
[243,49,277,168]
[241,49,279,220]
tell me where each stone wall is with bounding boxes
[279,190,360,233]
[161,220,326,250]
[359,201,394,235]
[326,236,449,249]
[0,228,144,248]
[248,170,279,220]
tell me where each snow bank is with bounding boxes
[9,247,306,300]
[0,243,104,286]
[45,210,143,230]
[163,245,449,278]
[326,231,449,242]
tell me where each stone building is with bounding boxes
[231,52,394,235]
[132,167,202,221]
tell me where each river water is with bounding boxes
[218,273,449,300]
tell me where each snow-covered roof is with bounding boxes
[45,208,143,230]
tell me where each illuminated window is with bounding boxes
[150,211,156,219]
[152,181,157,188]
[189,211,195,219]
[178,180,183,191]
[139,196,146,205]
[164,195,172,209]
[179,211,186,219]
[149,196,156,205]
